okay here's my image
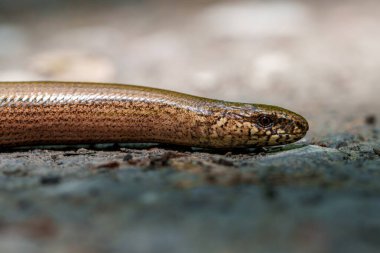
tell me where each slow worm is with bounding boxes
[0,81,308,148]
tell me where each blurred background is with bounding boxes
[0,0,379,137]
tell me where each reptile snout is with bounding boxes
[295,117,309,133]
[290,114,309,138]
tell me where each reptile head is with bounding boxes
[247,104,309,146]
[208,103,309,148]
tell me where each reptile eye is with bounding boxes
[258,115,274,128]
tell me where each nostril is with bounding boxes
[295,121,307,132]
[296,120,309,132]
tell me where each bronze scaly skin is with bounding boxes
[0,82,309,148]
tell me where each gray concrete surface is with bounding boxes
[0,1,379,252]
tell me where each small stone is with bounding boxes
[123,154,133,161]
[212,157,234,166]
[365,115,376,125]
[76,148,90,154]
[91,161,120,170]
[40,175,61,185]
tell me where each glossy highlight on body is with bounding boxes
[0,81,309,148]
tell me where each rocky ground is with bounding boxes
[0,1,379,253]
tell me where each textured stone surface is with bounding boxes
[0,127,379,253]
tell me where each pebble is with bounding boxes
[365,115,376,126]
[40,175,61,185]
